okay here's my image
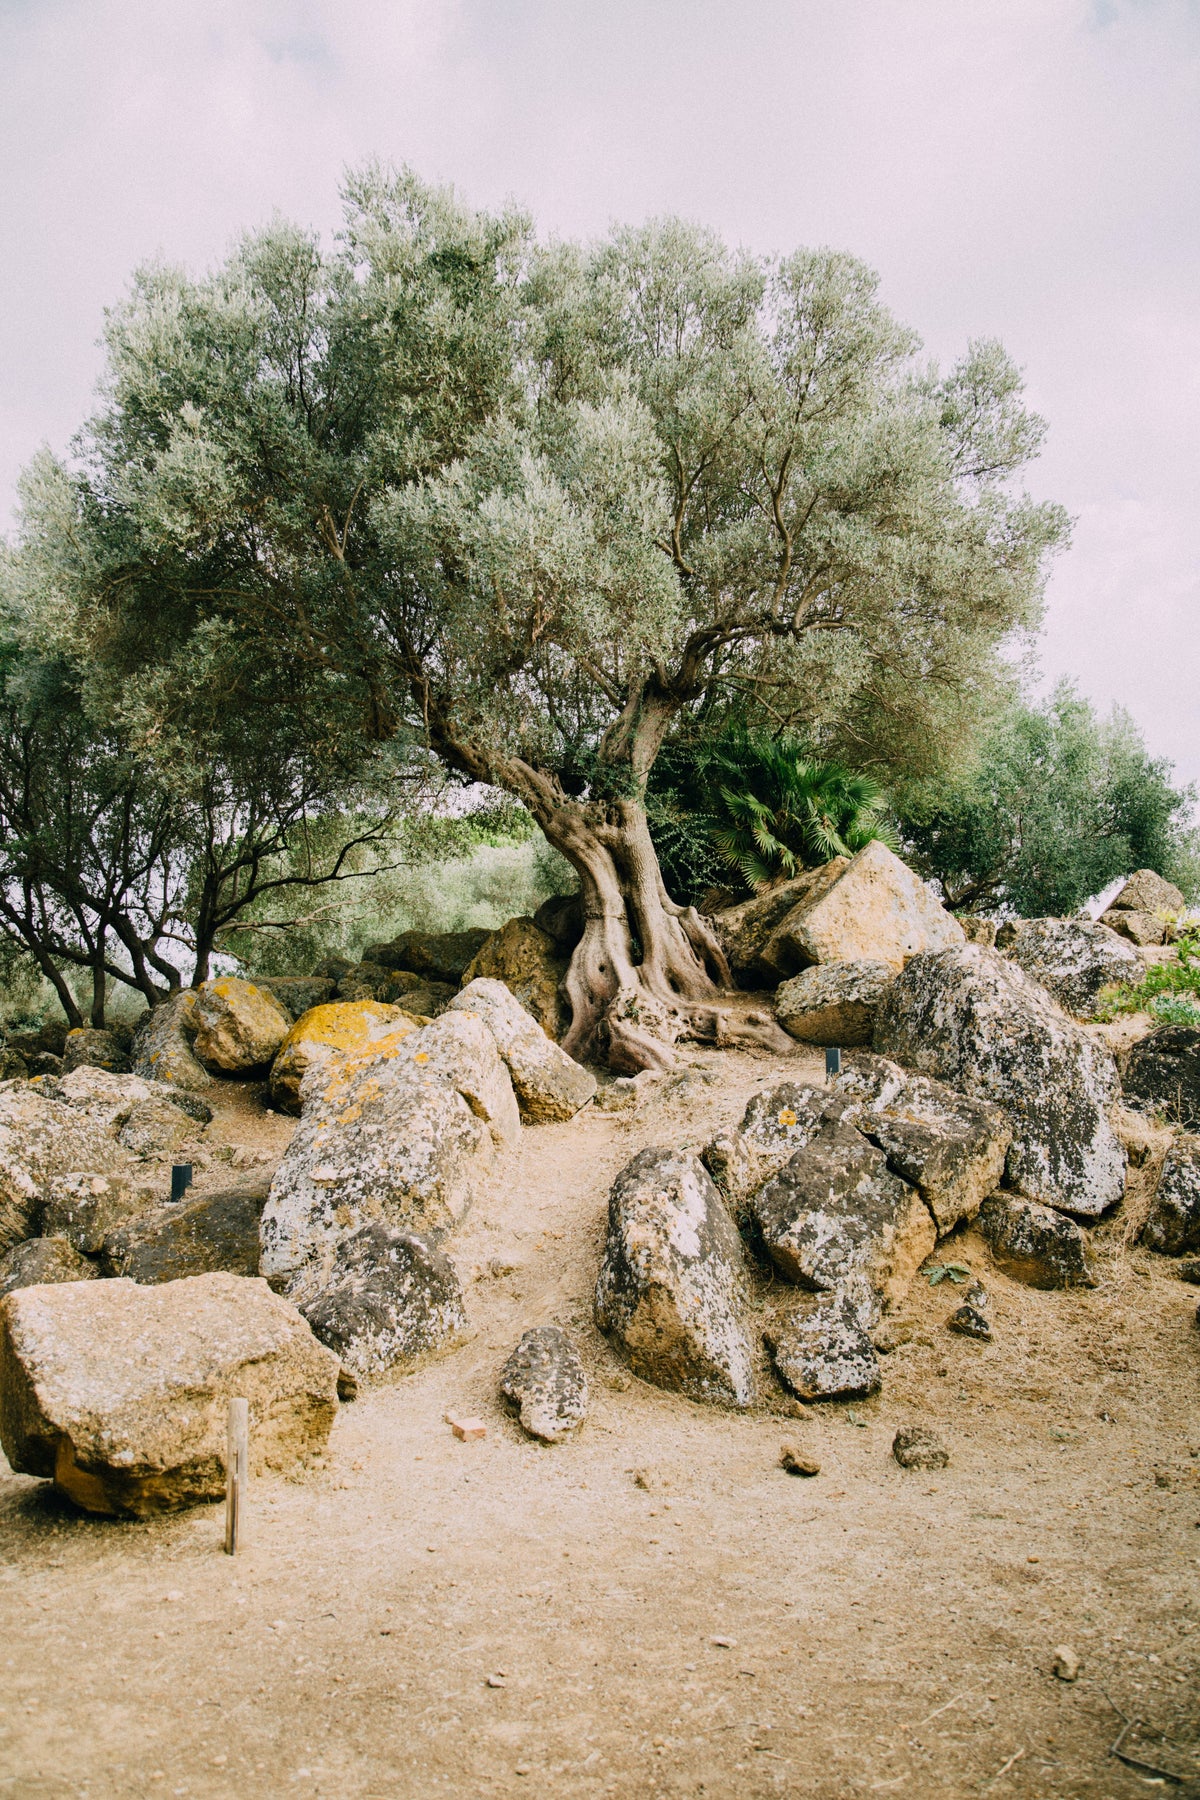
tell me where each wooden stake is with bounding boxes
[224,1397,249,1555]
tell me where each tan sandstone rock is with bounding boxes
[0,1272,339,1516]
[449,978,597,1122]
[758,841,965,977]
[0,1236,98,1297]
[192,977,293,1075]
[1109,868,1186,916]
[268,1000,422,1115]
[131,991,213,1092]
[0,1089,130,1254]
[774,960,895,1045]
[460,918,568,1039]
[713,862,849,986]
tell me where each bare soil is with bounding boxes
[3,1049,1199,1798]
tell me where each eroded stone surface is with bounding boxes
[499,1324,588,1442]
[40,1171,159,1254]
[131,992,212,1092]
[300,1222,467,1380]
[449,979,597,1122]
[117,1095,204,1160]
[594,1147,754,1407]
[62,1028,130,1075]
[774,960,895,1046]
[978,1191,1097,1289]
[362,929,492,985]
[874,946,1125,1218]
[766,1281,881,1402]
[1005,917,1143,1018]
[0,1089,129,1254]
[701,1082,848,1223]
[1122,1027,1200,1131]
[711,863,849,987]
[893,1424,949,1469]
[1141,1137,1200,1256]
[50,1066,212,1135]
[759,842,964,978]
[0,1236,97,1297]
[0,1272,339,1516]
[269,1001,422,1115]
[1100,908,1166,947]
[460,919,568,1040]
[254,977,337,1020]
[101,1179,270,1283]
[1109,869,1186,916]
[192,978,293,1075]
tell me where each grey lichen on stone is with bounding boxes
[499,1324,588,1442]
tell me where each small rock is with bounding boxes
[0,1236,98,1297]
[978,1192,1098,1290]
[499,1325,588,1443]
[892,1425,949,1470]
[767,1282,882,1403]
[872,1318,916,1354]
[779,1444,820,1477]
[1052,1645,1080,1682]
[947,1303,992,1341]
[336,1366,359,1402]
[446,1414,487,1441]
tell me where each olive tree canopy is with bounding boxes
[12,166,1068,1068]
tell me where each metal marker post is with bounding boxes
[825,1046,842,1078]
[224,1398,249,1555]
[170,1163,193,1202]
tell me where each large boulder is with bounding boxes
[300,1222,466,1380]
[362,929,492,985]
[40,1170,159,1254]
[61,1028,130,1075]
[755,842,964,981]
[0,1272,339,1516]
[252,976,337,1020]
[192,977,293,1075]
[748,1118,936,1310]
[978,1192,1097,1289]
[1140,1137,1200,1256]
[833,1052,1013,1234]
[774,960,895,1046]
[268,1001,422,1115]
[0,1236,98,1297]
[459,918,568,1039]
[1109,868,1186,916]
[260,1015,511,1302]
[499,1325,588,1443]
[100,1179,270,1283]
[712,863,849,986]
[874,946,1126,1218]
[130,991,212,1092]
[49,1065,212,1136]
[531,893,584,956]
[0,1089,130,1254]
[702,1082,847,1223]
[117,1095,206,1160]
[765,1280,881,1402]
[448,978,597,1122]
[1005,917,1143,1017]
[594,1147,754,1407]
[1122,1027,1200,1131]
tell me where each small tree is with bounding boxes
[11,171,1067,1066]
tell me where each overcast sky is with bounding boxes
[2,0,1197,787]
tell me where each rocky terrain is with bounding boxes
[1,850,1198,1796]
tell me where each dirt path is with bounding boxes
[2,1049,1199,1798]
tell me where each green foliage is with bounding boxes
[647,726,894,901]
[899,683,1199,917]
[1096,928,1200,1026]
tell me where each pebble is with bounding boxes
[1052,1645,1080,1681]
[892,1425,950,1470]
[779,1444,820,1477]
[947,1303,992,1341]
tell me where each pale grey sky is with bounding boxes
[2,0,1197,784]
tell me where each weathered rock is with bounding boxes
[50,1065,212,1135]
[956,917,998,947]
[766,1280,881,1401]
[947,1302,991,1341]
[0,1236,98,1297]
[978,1191,1097,1289]
[1177,1257,1200,1284]
[252,976,337,1020]
[392,980,455,1018]
[449,978,597,1122]
[1109,868,1186,916]
[1140,1136,1200,1256]
[0,1089,130,1254]
[531,892,584,956]
[1005,917,1143,1017]
[61,1028,130,1075]
[1122,1026,1200,1130]
[131,991,212,1092]
[0,1272,339,1516]
[300,1222,466,1380]
[874,946,1126,1218]
[833,1052,1013,1235]
[749,1119,936,1309]
[396,1010,521,1148]
[774,960,894,1046]
[268,1000,422,1115]
[40,1171,159,1254]
[335,961,393,1002]
[594,1147,754,1407]
[499,1324,588,1442]
[192,977,293,1075]
[362,929,492,985]
[261,1019,502,1302]
[460,918,567,1039]
[0,1046,29,1082]
[779,1444,821,1476]
[100,1179,270,1282]
[1100,908,1166,947]
[758,842,964,980]
[310,955,356,983]
[702,1082,849,1222]
[712,864,849,987]
[892,1424,949,1469]
[117,1095,205,1160]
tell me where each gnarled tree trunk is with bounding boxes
[538,795,793,1072]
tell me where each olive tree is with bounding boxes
[13,169,1067,1068]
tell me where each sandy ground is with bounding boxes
[2,1048,1199,1799]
